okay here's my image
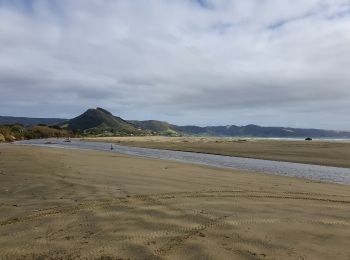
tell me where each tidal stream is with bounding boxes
[17,139,350,185]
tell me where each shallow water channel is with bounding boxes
[17,139,350,185]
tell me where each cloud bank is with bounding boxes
[0,0,349,129]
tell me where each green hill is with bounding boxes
[130,120,183,136]
[60,108,142,135]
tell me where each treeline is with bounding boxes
[0,124,73,142]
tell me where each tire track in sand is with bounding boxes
[1,190,349,227]
[0,198,132,227]
[150,190,350,205]
[153,215,228,257]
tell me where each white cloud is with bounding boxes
[0,0,350,129]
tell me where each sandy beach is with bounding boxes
[85,136,350,168]
[0,144,350,259]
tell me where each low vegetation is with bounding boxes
[0,124,72,142]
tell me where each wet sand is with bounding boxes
[85,136,350,168]
[0,144,350,259]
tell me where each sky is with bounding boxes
[0,0,350,130]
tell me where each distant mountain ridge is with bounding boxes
[175,124,350,138]
[131,121,350,138]
[2,108,350,138]
[0,116,66,126]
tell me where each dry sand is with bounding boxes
[85,136,350,168]
[0,144,350,259]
